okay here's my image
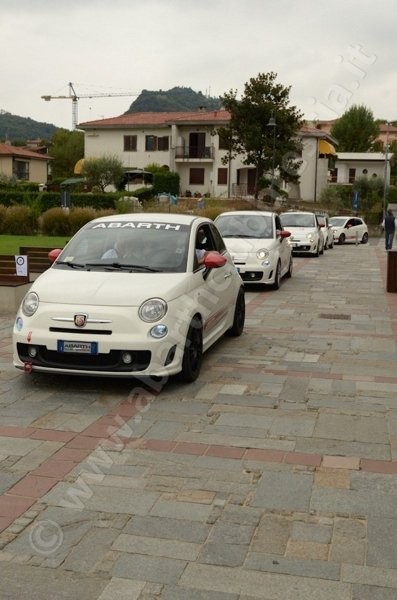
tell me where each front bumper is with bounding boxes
[233,258,277,285]
[289,240,319,255]
[13,303,187,378]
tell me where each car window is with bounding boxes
[280,213,316,227]
[329,217,346,227]
[56,218,190,273]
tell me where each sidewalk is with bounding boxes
[0,239,397,599]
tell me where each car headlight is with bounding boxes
[307,234,315,242]
[22,291,39,316]
[256,248,270,260]
[139,298,167,322]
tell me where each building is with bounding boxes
[0,141,51,183]
[330,152,393,185]
[78,111,336,202]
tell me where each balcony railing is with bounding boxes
[174,145,214,160]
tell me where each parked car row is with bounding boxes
[12,209,369,385]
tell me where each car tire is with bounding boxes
[361,232,369,244]
[179,317,203,383]
[273,261,282,290]
[338,233,345,245]
[285,255,293,278]
[226,288,245,337]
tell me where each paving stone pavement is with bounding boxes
[0,238,397,599]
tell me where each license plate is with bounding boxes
[57,340,98,354]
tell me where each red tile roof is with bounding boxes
[79,110,231,128]
[0,142,51,160]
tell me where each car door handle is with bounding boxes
[224,272,233,279]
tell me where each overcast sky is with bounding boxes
[2,0,396,130]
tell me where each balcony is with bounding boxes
[174,145,214,162]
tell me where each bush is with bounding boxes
[68,207,97,235]
[130,187,154,202]
[152,171,180,196]
[0,204,7,233]
[1,205,36,235]
[40,207,71,236]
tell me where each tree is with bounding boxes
[50,129,84,178]
[80,155,125,192]
[330,105,379,152]
[218,72,303,197]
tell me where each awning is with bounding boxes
[73,158,85,174]
[60,177,85,187]
[319,140,337,156]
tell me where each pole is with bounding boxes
[267,115,276,199]
[383,123,390,218]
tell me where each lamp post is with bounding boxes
[383,122,390,219]
[267,114,276,199]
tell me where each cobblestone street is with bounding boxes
[1,239,397,599]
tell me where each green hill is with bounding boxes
[0,87,222,142]
[0,110,59,143]
[125,86,222,113]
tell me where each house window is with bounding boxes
[218,168,228,185]
[124,135,137,151]
[13,159,29,180]
[330,168,338,182]
[145,135,157,151]
[189,168,205,185]
[348,168,356,183]
[157,136,169,151]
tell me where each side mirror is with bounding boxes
[203,251,227,269]
[48,248,63,263]
[278,230,291,238]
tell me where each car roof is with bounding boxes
[89,212,210,226]
[216,211,276,217]
[280,211,316,215]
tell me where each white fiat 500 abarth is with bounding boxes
[13,213,245,383]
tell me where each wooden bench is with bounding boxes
[0,255,30,285]
[19,246,54,273]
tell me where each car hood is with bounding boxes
[29,268,190,306]
[224,237,275,256]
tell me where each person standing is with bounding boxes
[384,209,396,250]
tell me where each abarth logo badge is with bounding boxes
[74,314,87,328]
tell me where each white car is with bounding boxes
[329,216,369,245]
[13,213,245,383]
[279,211,325,256]
[214,210,293,289]
[315,213,334,250]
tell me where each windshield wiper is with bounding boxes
[85,262,160,272]
[55,260,86,269]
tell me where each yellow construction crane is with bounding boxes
[42,82,138,130]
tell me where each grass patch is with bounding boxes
[0,235,69,254]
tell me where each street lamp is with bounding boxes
[267,114,276,198]
[383,122,390,219]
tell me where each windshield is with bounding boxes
[329,217,347,227]
[55,219,190,273]
[216,214,274,238]
[280,213,317,228]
